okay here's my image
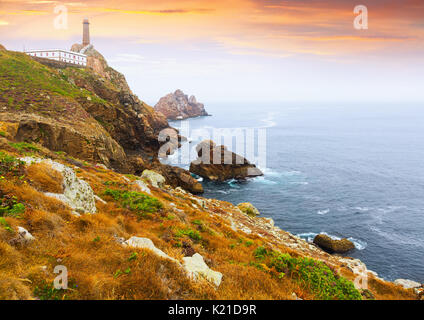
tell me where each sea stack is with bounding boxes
[155,90,209,120]
[189,140,263,182]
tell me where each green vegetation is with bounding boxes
[0,132,6,137]
[192,219,203,226]
[9,142,40,153]
[0,152,25,176]
[253,247,362,300]
[103,189,163,218]
[0,51,106,116]
[128,252,138,262]
[0,217,14,233]
[33,280,77,300]
[175,228,202,241]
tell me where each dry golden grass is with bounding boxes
[26,162,64,193]
[0,147,418,300]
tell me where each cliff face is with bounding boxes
[0,45,420,301]
[0,46,202,193]
[155,90,209,120]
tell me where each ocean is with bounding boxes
[164,102,424,282]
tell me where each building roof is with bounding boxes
[24,49,87,57]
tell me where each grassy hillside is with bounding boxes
[0,48,417,301]
[0,138,416,300]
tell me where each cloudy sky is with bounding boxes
[1,0,423,105]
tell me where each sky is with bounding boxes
[0,0,423,105]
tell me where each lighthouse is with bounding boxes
[82,18,90,46]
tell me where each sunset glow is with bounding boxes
[1,0,423,103]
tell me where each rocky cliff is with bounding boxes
[155,89,209,120]
[0,142,419,300]
[0,46,201,193]
[0,45,420,301]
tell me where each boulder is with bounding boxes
[17,227,35,242]
[21,157,97,214]
[0,44,5,51]
[155,165,204,194]
[237,203,260,217]
[183,253,223,287]
[155,90,209,120]
[141,170,166,189]
[9,227,35,246]
[189,140,263,181]
[313,234,355,254]
[124,237,179,264]
[134,179,151,194]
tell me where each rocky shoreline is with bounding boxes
[0,43,421,300]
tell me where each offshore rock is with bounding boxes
[189,140,263,181]
[313,234,355,254]
[155,90,209,120]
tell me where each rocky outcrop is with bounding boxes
[183,253,223,287]
[67,45,169,156]
[11,115,130,172]
[237,203,260,217]
[313,234,355,254]
[0,44,6,51]
[189,140,263,181]
[141,170,166,189]
[155,165,204,194]
[20,157,97,214]
[124,237,222,287]
[124,237,179,264]
[155,90,209,120]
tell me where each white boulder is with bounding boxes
[134,180,151,194]
[141,170,166,189]
[183,253,223,287]
[124,237,179,264]
[20,157,97,214]
[17,227,35,242]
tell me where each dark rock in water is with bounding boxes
[154,90,209,120]
[155,164,204,194]
[313,234,355,254]
[189,140,263,182]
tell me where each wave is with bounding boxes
[253,176,278,185]
[317,209,330,215]
[297,232,367,250]
[369,226,424,248]
[290,181,309,185]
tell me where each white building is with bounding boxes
[25,49,87,66]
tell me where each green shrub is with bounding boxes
[103,189,163,217]
[175,228,202,241]
[0,152,25,176]
[0,131,6,137]
[0,217,14,233]
[33,280,77,300]
[253,249,362,300]
[253,246,268,260]
[0,194,26,218]
[9,142,40,153]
